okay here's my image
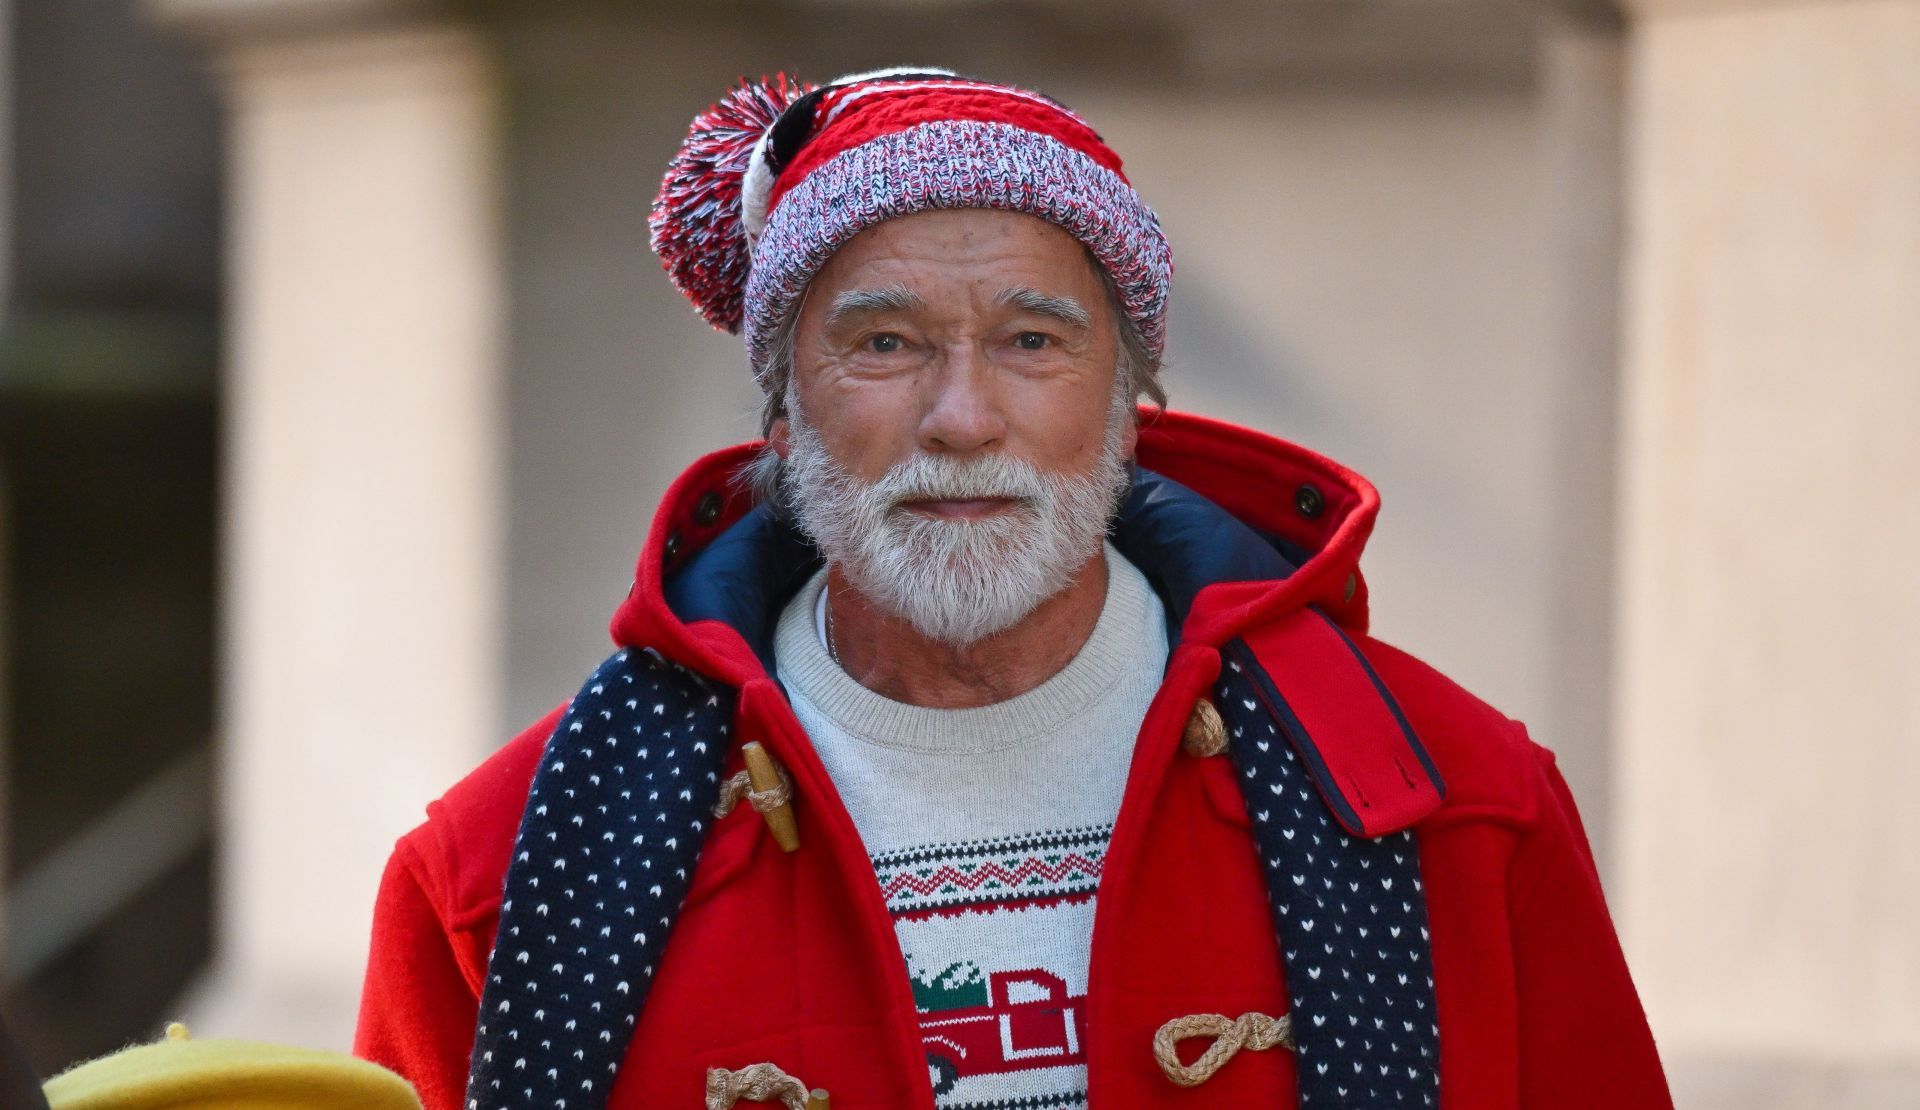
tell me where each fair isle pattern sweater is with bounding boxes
[774,546,1168,1110]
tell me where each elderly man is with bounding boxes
[354,69,1672,1110]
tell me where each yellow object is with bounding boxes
[43,1022,420,1110]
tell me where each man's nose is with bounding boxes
[917,344,1006,454]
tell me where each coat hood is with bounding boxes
[608,407,1382,689]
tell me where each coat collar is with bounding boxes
[608,407,1383,689]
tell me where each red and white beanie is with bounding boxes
[648,67,1173,387]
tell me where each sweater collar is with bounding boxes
[771,543,1167,753]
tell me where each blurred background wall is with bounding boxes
[0,1,1911,1107]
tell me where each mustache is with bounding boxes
[870,453,1050,509]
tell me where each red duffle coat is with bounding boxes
[353,409,1673,1108]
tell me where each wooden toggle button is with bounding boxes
[712,742,800,852]
[742,742,800,852]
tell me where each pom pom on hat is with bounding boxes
[649,74,814,333]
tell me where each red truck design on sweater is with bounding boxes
[913,964,1087,1096]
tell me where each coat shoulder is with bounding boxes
[397,703,566,926]
[1350,633,1556,827]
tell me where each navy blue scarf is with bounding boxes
[1218,643,1439,1106]
[464,647,733,1110]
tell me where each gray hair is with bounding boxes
[743,265,1164,509]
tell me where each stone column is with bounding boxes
[1617,0,1920,1103]
[148,0,504,1049]
[1537,4,1629,877]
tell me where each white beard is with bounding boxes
[781,389,1133,647]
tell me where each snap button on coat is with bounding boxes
[1294,482,1326,519]
[693,491,725,525]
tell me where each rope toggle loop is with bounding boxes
[1153,1011,1295,1087]
[703,1062,829,1109]
[713,760,793,818]
[1182,697,1228,757]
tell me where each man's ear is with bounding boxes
[768,414,792,459]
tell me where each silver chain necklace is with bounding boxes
[824,584,843,666]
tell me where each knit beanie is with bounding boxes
[648,67,1173,386]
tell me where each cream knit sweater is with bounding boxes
[774,544,1169,1108]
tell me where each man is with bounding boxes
[354,69,1673,1109]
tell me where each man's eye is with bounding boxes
[1014,332,1048,350]
[867,333,904,354]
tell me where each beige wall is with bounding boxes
[1618,0,1920,1100]
[1088,86,1577,760]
